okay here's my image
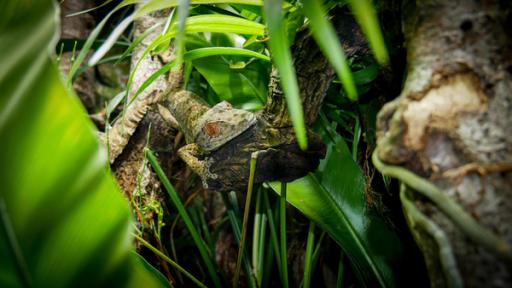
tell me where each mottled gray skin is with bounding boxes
[193,101,257,151]
[167,91,259,186]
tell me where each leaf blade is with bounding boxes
[348,0,389,64]
[263,0,307,149]
[269,137,403,287]
[302,0,358,100]
[0,2,167,287]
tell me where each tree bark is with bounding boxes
[262,7,371,127]
[376,0,512,286]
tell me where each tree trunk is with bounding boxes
[376,0,512,286]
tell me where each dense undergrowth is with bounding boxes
[0,0,428,287]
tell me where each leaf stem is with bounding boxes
[280,182,289,288]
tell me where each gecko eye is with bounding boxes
[224,102,233,109]
[203,121,222,137]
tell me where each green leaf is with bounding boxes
[185,47,270,62]
[191,56,269,109]
[67,9,116,84]
[65,0,116,17]
[302,0,358,101]
[125,14,266,100]
[127,60,177,107]
[269,137,403,287]
[0,2,167,287]
[263,0,308,150]
[185,34,270,109]
[135,0,263,18]
[348,0,389,64]
[174,0,191,65]
[88,13,135,67]
[146,150,222,288]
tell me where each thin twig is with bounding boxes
[234,152,259,287]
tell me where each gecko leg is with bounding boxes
[178,143,206,177]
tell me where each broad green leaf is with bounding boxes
[269,137,403,287]
[264,0,308,150]
[191,56,269,109]
[184,42,270,109]
[0,2,167,287]
[348,0,389,64]
[302,0,358,101]
[135,0,263,17]
[185,33,269,109]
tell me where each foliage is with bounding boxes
[269,135,403,287]
[0,1,166,287]
[1,0,413,287]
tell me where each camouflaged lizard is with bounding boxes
[167,90,326,192]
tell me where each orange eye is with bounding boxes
[203,121,221,137]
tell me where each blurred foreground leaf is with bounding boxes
[0,1,167,287]
[270,137,402,287]
[264,0,307,150]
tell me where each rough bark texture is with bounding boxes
[107,9,176,162]
[262,31,335,127]
[263,7,372,127]
[167,9,376,193]
[108,10,183,282]
[376,0,512,286]
[204,120,325,192]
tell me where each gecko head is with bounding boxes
[193,101,257,151]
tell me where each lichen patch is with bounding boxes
[402,73,487,150]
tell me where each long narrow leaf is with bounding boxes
[263,0,307,149]
[126,14,265,106]
[67,9,116,84]
[116,22,163,64]
[348,0,389,64]
[146,149,222,288]
[251,188,267,287]
[279,182,289,288]
[303,222,315,288]
[88,13,135,67]
[185,47,270,62]
[135,0,263,17]
[134,234,207,288]
[174,0,190,64]
[302,0,358,100]
[130,60,177,106]
[65,0,115,17]
[269,137,403,287]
